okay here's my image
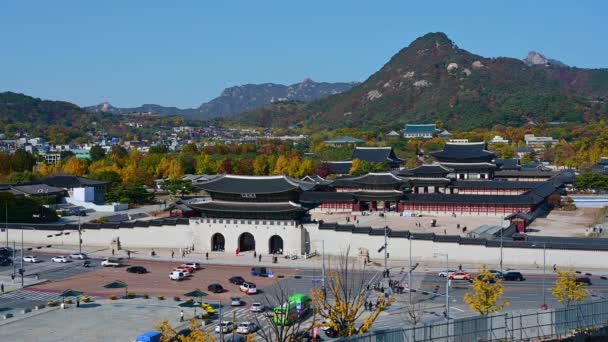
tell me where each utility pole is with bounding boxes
[500,215,504,274]
[219,299,223,342]
[321,240,325,292]
[20,227,24,288]
[383,225,388,277]
[434,252,449,320]
[408,238,413,302]
[78,214,82,254]
[5,202,8,248]
[542,242,546,308]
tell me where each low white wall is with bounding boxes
[305,225,608,269]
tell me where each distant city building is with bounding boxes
[402,124,439,139]
[524,134,558,150]
[323,136,364,147]
[385,131,400,140]
[490,135,510,145]
[43,153,62,165]
[515,147,535,159]
[448,138,469,143]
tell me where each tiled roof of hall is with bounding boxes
[301,175,333,186]
[450,180,546,190]
[438,162,497,170]
[430,142,495,160]
[352,146,403,163]
[405,163,453,176]
[402,193,544,205]
[332,172,408,187]
[189,200,307,213]
[194,174,317,194]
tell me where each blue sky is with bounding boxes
[1,1,606,108]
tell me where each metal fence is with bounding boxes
[343,301,608,342]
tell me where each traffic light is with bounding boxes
[18,268,24,275]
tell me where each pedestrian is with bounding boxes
[258,254,262,262]
[182,250,185,258]
[205,252,209,260]
[1,282,4,293]
[76,297,80,308]
[171,250,175,258]
[127,250,131,259]
[180,309,184,322]
[387,268,390,277]
[444,229,447,235]
[111,248,115,256]
[458,264,462,271]
[553,264,557,272]
[254,251,257,258]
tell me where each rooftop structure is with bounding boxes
[402,124,439,139]
[351,147,403,169]
[430,142,495,163]
[323,136,364,146]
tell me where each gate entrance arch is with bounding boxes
[269,235,284,254]
[238,232,256,252]
[211,233,225,252]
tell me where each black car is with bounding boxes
[501,272,525,281]
[229,276,245,285]
[208,283,224,293]
[126,266,148,274]
[0,257,12,266]
[576,277,592,286]
[475,274,496,283]
[173,328,191,341]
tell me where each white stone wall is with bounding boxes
[305,225,608,269]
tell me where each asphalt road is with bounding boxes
[0,251,102,280]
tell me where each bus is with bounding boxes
[273,293,311,325]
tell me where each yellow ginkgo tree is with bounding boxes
[551,268,589,307]
[311,247,394,336]
[464,265,510,316]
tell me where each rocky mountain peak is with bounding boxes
[523,51,567,67]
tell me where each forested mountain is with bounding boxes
[234,32,608,130]
[86,79,357,119]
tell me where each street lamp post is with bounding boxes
[384,225,388,276]
[500,215,504,274]
[434,252,449,320]
[532,242,547,309]
[78,214,82,254]
[408,237,413,302]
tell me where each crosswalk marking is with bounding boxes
[0,289,62,302]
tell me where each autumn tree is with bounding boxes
[253,154,270,175]
[311,247,394,336]
[89,144,106,162]
[39,162,62,176]
[217,158,233,174]
[297,158,314,178]
[177,319,216,341]
[166,159,184,180]
[195,153,216,174]
[0,152,12,175]
[273,155,289,175]
[551,268,589,307]
[62,157,88,176]
[154,320,177,342]
[464,265,510,316]
[10,149,36,172]
[349,159,363,176]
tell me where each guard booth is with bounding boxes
[505,212,532,233]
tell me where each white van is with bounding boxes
[240,282,257,294]
[169,271,185,281]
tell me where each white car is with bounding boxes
[23,255,40,263]
[51,256,69,263]
[236,321,257,334]
[239,282,257,294]
[230,297,242,306]
[184,262,200,270]
[170,271,186,281]
[250,302,264,313]
[215,321,235,333]
[438,269,457,277]
[69,253,87,260]
[101,258,122,267]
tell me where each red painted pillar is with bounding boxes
[371,201,377,211]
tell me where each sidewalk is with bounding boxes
[20,243,608,276]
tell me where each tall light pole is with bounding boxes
[408,237,413,303]
[499,215,504,274]
[20,226,24,287]
[78,214,82,254]
[321,239,325,291]
[5,202,8,248]
[532,242,547,309]
[434,252,449,320]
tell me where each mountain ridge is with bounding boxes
[85,79,358,119]
[233,32,608,130]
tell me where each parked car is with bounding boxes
[23,255,40,263]
[474,274,496,283]
[127,266,148,274]
[501,272,525,281]
[101,258,122,267]
[175,328,191,340]
[51,256,69,263]
[230,297,242,306]
[69,253,88,260]
[170,271,186,281]
[175,265,194,273]
[250,302,264,313]
[448,272,471,280]
[229,276,245,285]
[488,270,503,278]
[576,277,592,286]
[184,262,200,270]
[239,282,257,294]
[236,321,257,334]
[438,269,457,277]
[173,267,191,276]
[215,321,235,333]
[250,267,269,277]
[208,283,224,293]
[0,258,12,266]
